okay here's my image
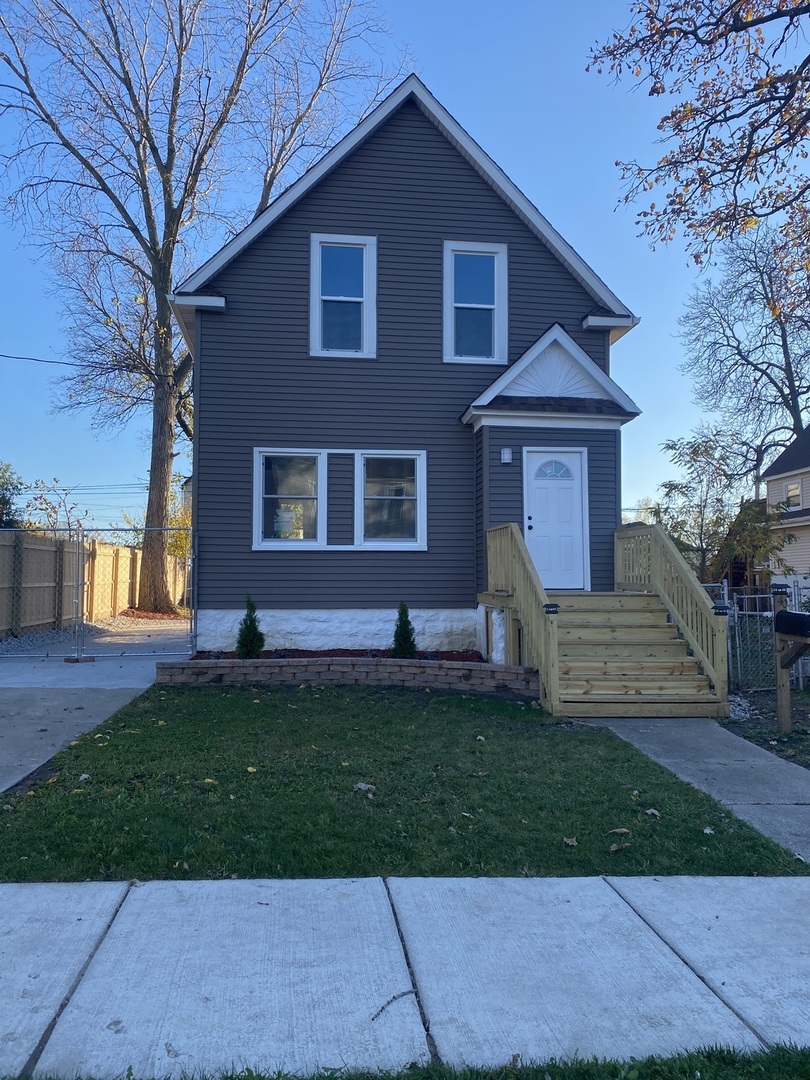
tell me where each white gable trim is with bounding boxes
[174,75,635,323]
[462,412,626,431]
[468,324,641,415]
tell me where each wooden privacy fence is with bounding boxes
[615,522,728,700]
[0,530,188,638]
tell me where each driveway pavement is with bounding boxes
[0,656,162,792]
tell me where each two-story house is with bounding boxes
[763,428,810,578]
[169,75,728,717]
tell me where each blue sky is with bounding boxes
[0,0,708,523]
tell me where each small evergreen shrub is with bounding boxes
[235,595,265,659]
[391,600,417,659]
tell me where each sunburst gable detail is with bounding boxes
[506,340,603,399]
[466,323,641,417]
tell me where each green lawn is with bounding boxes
[1,684,805,882]
[39,1050,808,1080]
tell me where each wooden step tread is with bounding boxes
[559,642,691,657]
[559,680,712,696]
[557,627,680,642]
[560,660,701,676]
[558,692,719,703]
[555,701,728,718]
[555,612,671,627]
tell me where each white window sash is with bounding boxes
[310,233,377,359]
[443,240,507,364]
[252,448,328,550]
[353,451,428,550]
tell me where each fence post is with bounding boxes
[54,539,65,630]
[10,531,24,637]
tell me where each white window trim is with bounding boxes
[354,450,428,550]
[310,233,377,359]
[443,240,508,365]
[785,480,802,509]
[252,448,328,550]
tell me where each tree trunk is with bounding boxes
[137,291,178,613]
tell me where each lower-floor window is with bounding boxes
[357,452,426,546]
[254,449,326,548]
[253,447,426,550]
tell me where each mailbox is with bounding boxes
[774,609,810,639]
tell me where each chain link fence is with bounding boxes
[0,526,192,659]
[703,581,810,692]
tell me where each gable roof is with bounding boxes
[461,324,641,426]
[761,428,810,480]
[173,75,637,338]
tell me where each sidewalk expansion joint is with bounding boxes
[602,877,771,1051]
[382,878,442,1066]
[18,881,134,1079]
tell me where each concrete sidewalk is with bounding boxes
[1,876,808,1077]
[594,717,810,861]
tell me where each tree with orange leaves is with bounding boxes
[590,3,810,264]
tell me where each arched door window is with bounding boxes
[535,459,573,480]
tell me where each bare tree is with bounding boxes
[0,0,402,611]
[679,228,810,488]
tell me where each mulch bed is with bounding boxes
[118,608,188,621]
[725,690,810,771]
[193,648,484,662]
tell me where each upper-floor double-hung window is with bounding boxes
[786,480,802,509]
[443,241,507,364]
[310,234,377,358]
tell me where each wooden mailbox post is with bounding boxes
[773,585,810,733]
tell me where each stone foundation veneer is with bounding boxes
[197,607,479,653]
[156,656,538,698]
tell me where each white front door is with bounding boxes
[524,449,588,590]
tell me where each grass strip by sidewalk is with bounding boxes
[1,684,805,882]
[18,1048,809,1080]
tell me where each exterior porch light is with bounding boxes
[771,584,790,597]
[543,603,559,616]
[712,603,730,616]
[500,447,513,464]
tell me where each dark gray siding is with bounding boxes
[483,427,621,593]
[327,455,354,546]
[195,99,616,609]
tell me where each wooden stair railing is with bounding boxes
[614,523,728,704]
[482,522,560,711]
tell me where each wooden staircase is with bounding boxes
[547,591,725,717]
[482,522,729,719]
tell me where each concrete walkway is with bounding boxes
[594,717,810,861]
[1,875,808,1077]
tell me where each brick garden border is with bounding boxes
[156,656,538,699]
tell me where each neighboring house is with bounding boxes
[170,74,642,655]
[762,429,810,578]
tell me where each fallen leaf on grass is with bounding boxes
[610,843,631,853]
[79,773,91,782]
[563,836,577,847]
[703,826,715,835]
[203,778,218,785]
[157,720,167,727]
[45,775,59,784]
[353,782,376,795]
[476,735,486,742]
[26,791,36,798]
[646,808,661,819]
[246,767,257,773]
[608,828,630,835]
